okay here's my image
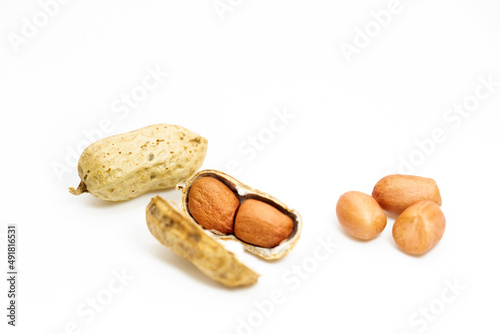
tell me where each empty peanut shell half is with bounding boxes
[146,196,259,287]
[177,169,303,260]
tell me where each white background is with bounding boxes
[1,0,500,333]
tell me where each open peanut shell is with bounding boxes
[146,196,259,287]
[177,169,303,260]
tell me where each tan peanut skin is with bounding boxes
[146,196,259,287]
[234,199,294,248]
[187,177,240,234]
[69,124,207,201]
[392,200,446,255]
[336,191,387,240]
[372,174,442,216]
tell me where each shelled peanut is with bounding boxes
[372,174,442,215]
[336,191,387,240]
[234,199,294,248]
[336,174,446,255]
[392,200,446,255]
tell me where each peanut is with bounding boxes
[392,200,446,255]
[372,174,442,215]
[178,170,302,260]
[336,191,387,240]
[187,177,239,234]
[69,124,207,201]
[234,199,294,248]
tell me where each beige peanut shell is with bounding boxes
[177,170,303,260]
[146,196,259,287]
[69,124,207,201]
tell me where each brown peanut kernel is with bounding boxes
[187,177,239,234]
[187,177,295,248]
[392,200,446,255]
[336,191,387,240]
[234,199,294,248]
[372,174,442,215]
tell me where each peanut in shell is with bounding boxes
[188,177,239,234]
[69,124,207,201]
[234,199,294,248]
[178,170,302,260]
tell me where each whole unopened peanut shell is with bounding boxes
[392,200,446,255]
[372,174,442,215]
[187,177,240,234]
[336,191,387,240]
[70,124,207,201]
[234,199,294,248]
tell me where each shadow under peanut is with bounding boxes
[78,187,182,208]
[336,223,383,243]
[147,242,257,291]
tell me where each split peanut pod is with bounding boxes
[69,124,207,201]
[146,196,259,287]
[178,170,303,261]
